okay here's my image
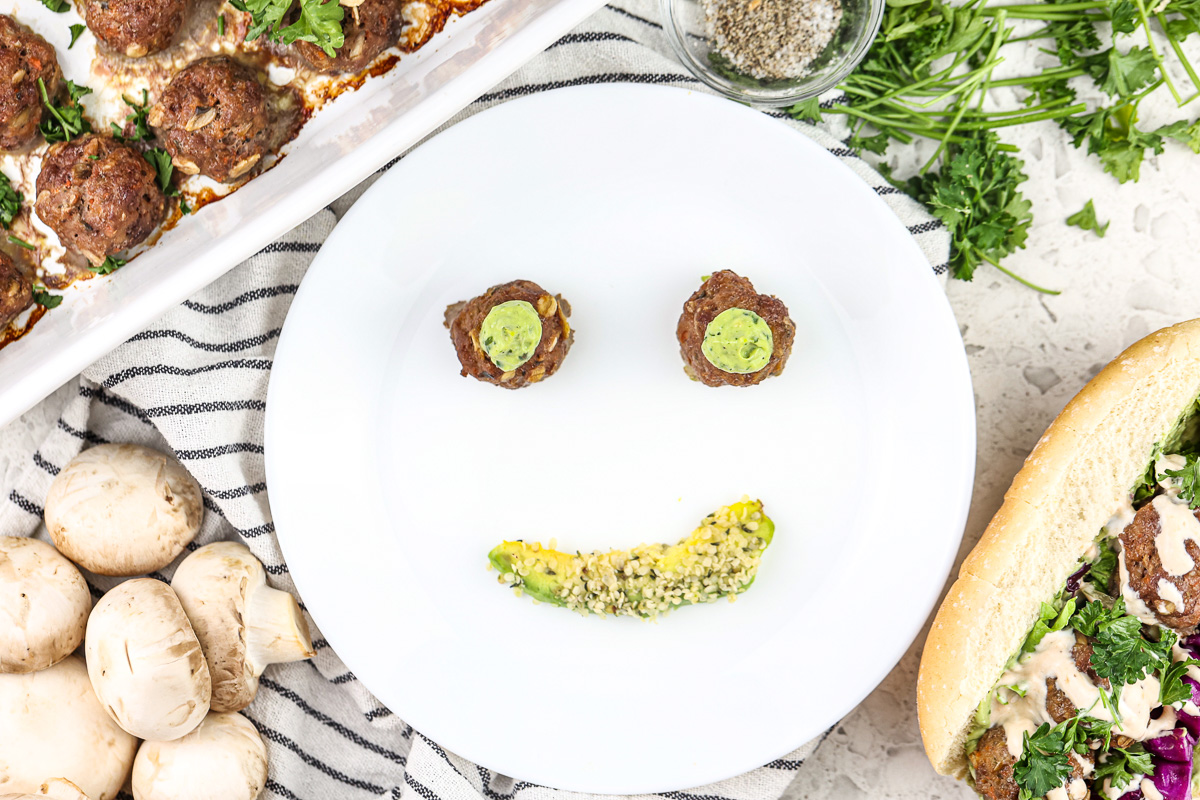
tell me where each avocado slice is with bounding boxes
[488,499,774,618]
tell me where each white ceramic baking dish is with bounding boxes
[0,0,604,425]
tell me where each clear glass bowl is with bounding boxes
[661,0,884,107]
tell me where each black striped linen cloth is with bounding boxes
[0,2,950,798]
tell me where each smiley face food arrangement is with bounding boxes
[918,319,1200,800]
[448,274,792,617]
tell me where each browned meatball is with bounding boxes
[1045,677,1075,724]
[0,250,31,329]
[293,0,402,73]
[84,0,187,57]
[1120,499,1200,630]
[444,280,574,390]
[35,135,165,266]
[0,15,61,150]
[148,57,270,183]
[676,270,796,387]
[1073,633,1108,688]
[970,727,1018,800]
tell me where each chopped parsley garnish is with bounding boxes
[68,24,86,48]
[1013,715,1111,800]
[219,13,226,35]
[31,286,62,308]
[1162,454,1200,509]
[229,0,345,56]
[143,148,179,197]
[112,91,153,143]
[1072,599,1175,706]
[7,234,34,250]
[1159,656,1200,705]
[0,172,22,229]
[38,0,69,11]
[38,79,93,144]
[90,255,126,275]
[1066,200,1110,238]
[179,198,192,215]
[1094,744,1155,792]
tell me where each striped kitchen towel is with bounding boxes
[0,1,949,798]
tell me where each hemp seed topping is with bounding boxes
[703,0,843,81]
[487,499,775,619]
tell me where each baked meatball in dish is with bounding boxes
[148,57,271,183]
[0,15,61,151]
[676,270,795,387]
[445,279,574,389]
[35,135,166,266]
[84,0,188,57]
[0,250,32,330]
[293,0,402,73]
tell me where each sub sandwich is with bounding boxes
[919,319,1200,800]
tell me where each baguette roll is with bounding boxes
[918,318,1200,779]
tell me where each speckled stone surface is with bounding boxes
[2,47,1198,797]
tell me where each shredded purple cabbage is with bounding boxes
[1146,728,1196,762]
[1065,563,1090,596]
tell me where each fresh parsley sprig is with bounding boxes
[112,90,153,143]
[1094,745,1155,792]
[143,148,179,197]
[89,255,126,275]
[38,79,93,144]
[31,286,62,308]
[1159,656,1200,705]
[1072,599,1175,708]
[1066,200,1110,238]
[0,172,21,230]
[1162,454,1200,509]
[1013,715,1114,800]
[229,0,345,57]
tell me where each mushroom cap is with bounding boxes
[172,541,313,713]
[0,656,138,800]
[0,778,94,800]
[85,579,211,741]
[44,444,203,576]
[0,537,91,673]
[131,711,268,800]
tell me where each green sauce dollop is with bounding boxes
[702,307,774,374]
[480,300,542,371]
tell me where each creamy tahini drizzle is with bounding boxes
[990,630,1176,757]
[1152,494,1200,576]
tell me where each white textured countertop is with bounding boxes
[2,42,1198,797]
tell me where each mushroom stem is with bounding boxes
[246,584,315,672]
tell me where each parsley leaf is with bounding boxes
[230,0,345,56]
[113,91,153,143]
[31,287,62,308]
[1160,657,1200,705]
[7,234,34,250]
[1087,547,1119,593]
[1162,454,1200,509]
[1066,200,1110,238]
[1094,745,1154,791]
[0,172,22,229]
[1158,120,1200,154]
[90,255,126,275]
[38,0,70,11]
[789,98,822,123]
[68,23,86,48]
[1073,600,1175,694]
[143,148,179,197]
[1013,722,1075,800]
[38,79,93,144]
[1084,47,1158,98]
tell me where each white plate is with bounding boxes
[0,0,605,425]
[265,84,975,794]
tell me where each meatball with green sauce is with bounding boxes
[677,270,795,387]
[444,279,574,389]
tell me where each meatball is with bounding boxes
[676,270,796,387]
[147,57,270,183]
[35,135,165,266]
[293,0,401,73]
[970,727,1018,800]
[1119,499,1200,630]
[1045,677,1075,724]
[1073,633,1108,688]
[84,0,187,58]
[0,15,61,150]
[0,250,31,330]
[444,280,574,390]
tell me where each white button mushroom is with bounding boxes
[172,542,315,712]
[131,712,268,800]
[44,444,204,576]
[85,579,211,741]
[0,537,91,673]
[0,655,138,800]
[0,778,95,800]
